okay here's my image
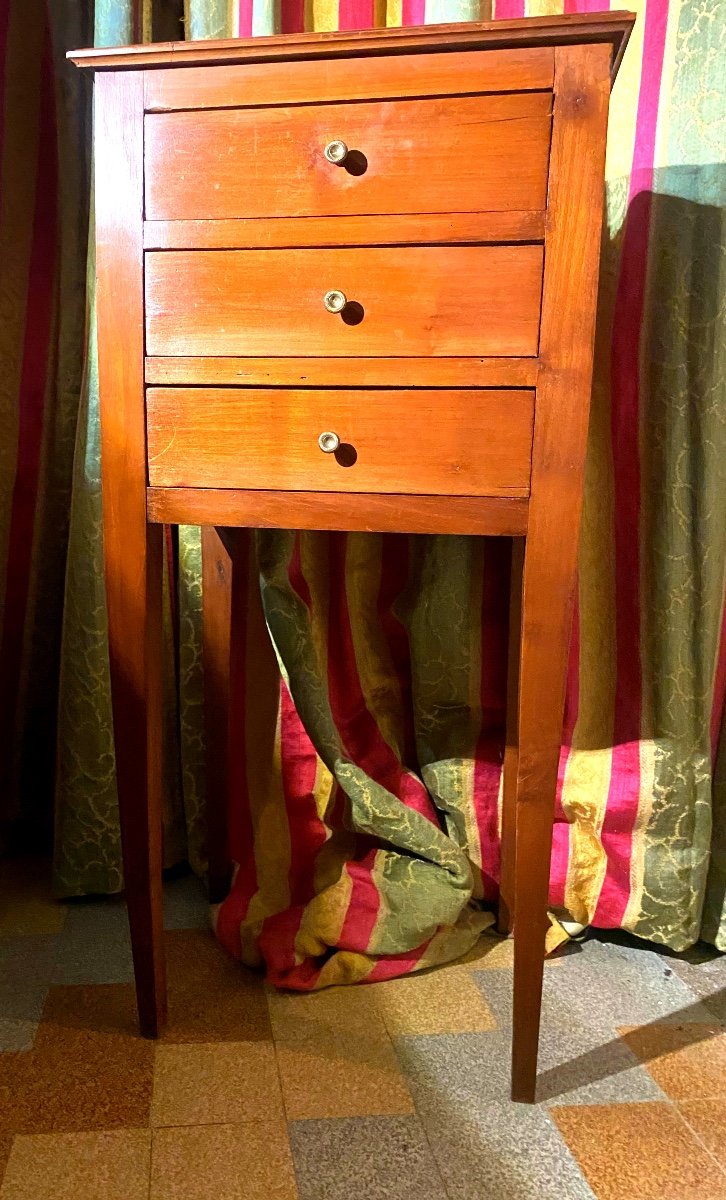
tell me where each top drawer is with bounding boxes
[144,91,552,222]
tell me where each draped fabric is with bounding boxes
[1,0,721,979]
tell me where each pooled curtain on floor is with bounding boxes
[1,0,723,983]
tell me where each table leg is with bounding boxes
[107,521,167,1038]
[497,537,524,936]
[510,537,577,1102]
[202,526,234,904]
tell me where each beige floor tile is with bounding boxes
[370,965,497,1035]
[275,1031,414,1121]
[0,1130,150,1200]
[151,1042,284,1127]
[0,860,67,936]
[553,1101,726,1200]
[150,1121,297,1200]
[266,983,385,1042]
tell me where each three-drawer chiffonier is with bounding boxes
[70,11,634,1104]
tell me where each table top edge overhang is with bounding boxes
[67,12,636,84]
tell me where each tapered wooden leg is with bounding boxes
[497,537,524,936]
[202,526,234,903]
[107,521,167,1038]
[510,533,579,1103]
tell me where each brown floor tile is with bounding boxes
[269,984,413,1119]
[553,1101,726,1200]
[275,1033,414,1121]
[0,859,67,937]
[0,985,153,1136]
[151,1042,284,1127]
[370,964,497,1036]
[619,1022,726,1100]
[678,1100,726,1169]
[150,1121,297,1199]
[0,1130,150,1200]
[164,930,270,1043]
[267,983,385,1043]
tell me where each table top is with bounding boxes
[68,12,635,81]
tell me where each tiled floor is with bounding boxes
[0,858,725,1199]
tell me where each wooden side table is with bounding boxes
[71,11,634,1103]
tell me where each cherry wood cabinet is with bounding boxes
[70,11,634,1104]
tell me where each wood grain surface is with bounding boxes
[144,356,540,388]
[68,13,634,76]
[145,92,551,222]
[147,488,530,536]
[142,46,554,112]
[146,387,535,496]
[145,245,544,359]
[509,41,612,1103]
[94,71,167,1039]
[142,210,546,251]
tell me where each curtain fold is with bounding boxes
[0,0,719,974]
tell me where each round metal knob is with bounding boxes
[318,431,340,454]
[324,140,349,165]
[323,289,347,314]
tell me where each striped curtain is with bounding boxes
[6,0,719,977]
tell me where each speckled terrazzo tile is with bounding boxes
[395,1031,510,1113]
[619,1022,726,1100]
[553,1102,726,1200]
[288,1115,445,1200]
[0,937,56,1050]
[0,859,67,936]
[150,1120,298,1200]
[51,898,134,985]
[162,874,210,930]
[370,963,497,1036]
[422,1100,596,1200]
[473,936,712,1032]
[151,1041,284,1127]
[663,944,726,1024]
[0,1130,151,1200]
[0,984,154,1135]
[677,1100,726,1168]
[164,930,270,1043]
[395,1024,663,1113]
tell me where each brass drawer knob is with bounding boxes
[318,431,340,454]
[323,289,347,314]
[324,140,349,165]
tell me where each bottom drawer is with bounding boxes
[146,387,534,497]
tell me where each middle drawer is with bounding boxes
[145,245,544,358]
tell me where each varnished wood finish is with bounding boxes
[498,536,524,938]
[146,92,551,222]
[145,246,544,359]
[146,489,530,537]
[94,71,166,1038]
[202,527,234,903]
[143,210,547,251]
[69,13,633,74]
[144,356,540,389]
[142,46,554,111]
[509,41,611,1103]
[146,388,535,496]
[78,13,632,1104]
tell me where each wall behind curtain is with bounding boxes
[0,1,722,965]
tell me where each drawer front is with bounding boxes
[144,92,551,221]
[145,246,543,358]
[146,388,534,496]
